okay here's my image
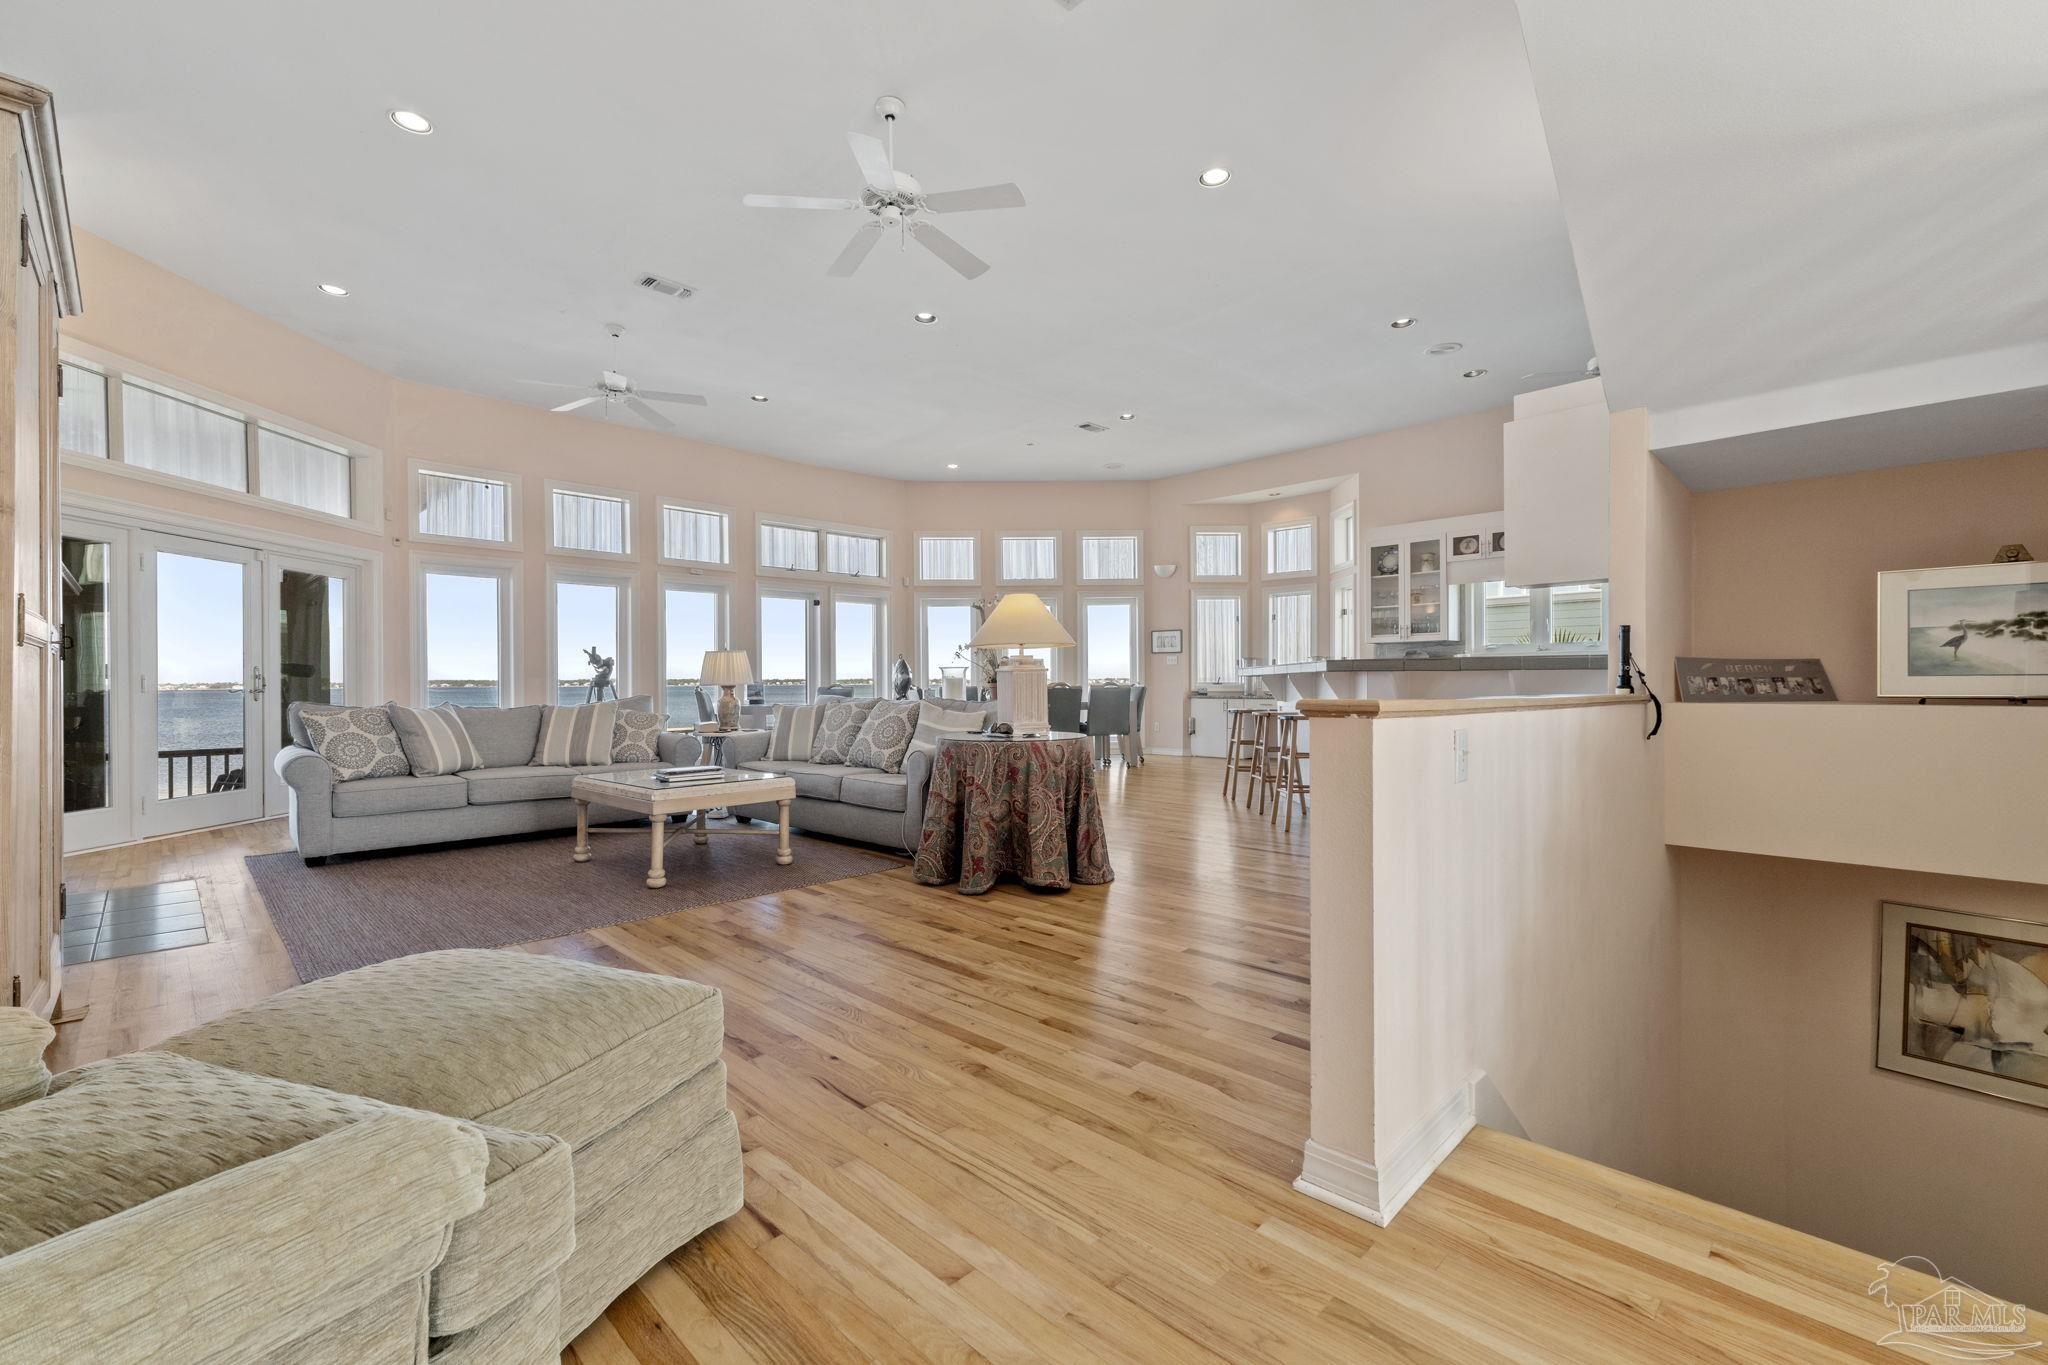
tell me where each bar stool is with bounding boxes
[1222,707,1264,801]
[1270,712,1311,832]
[1248,710,1289,815]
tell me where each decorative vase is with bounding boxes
[939,666,968,700]
[890,655,914,700]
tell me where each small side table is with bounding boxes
[912,733,1114,894]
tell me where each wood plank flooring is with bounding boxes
[55,757,2015,1363]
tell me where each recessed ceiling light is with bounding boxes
[750,394,769,402]
[316,283,349,297]
[913,311,937,324]
[1390,317,1417,329]
[1104,462,1125,470]
[946,463,959,470]
[1426,342,1464,355]
[1267,491,1282,498]
[1198,167,1231,188]
[388,109,433,135]
[1462,368,1488,379]
[1118,412,1135,421]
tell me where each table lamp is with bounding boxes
[968,594,1075,736]
[699,649,754,732]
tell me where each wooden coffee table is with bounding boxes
[570,769,797,889]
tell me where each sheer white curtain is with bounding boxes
[1193,530,1242,578]
[419,472,509,542]
[1079,534,1138,582]
[918,537,976,581]
[1193,596,1243,686]
[1269,589,1313,664]
[1000,536,1058,581]
[759,522,819,572]
[58,363,107,457]
[258,428,351,517]
[826,531,883,578]
[123,381,246,491]
[552,490,628,554]
[1265,524,1313,576]
[662,505,728,563]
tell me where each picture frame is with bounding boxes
[1449,532,1485,561]
[1877,561,2048,699]
[1675,657,1835,702]
[1149,628,1182,654]
[1877,901,2048,1111]
[1488,530,1505,556]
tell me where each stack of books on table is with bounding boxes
[652,766,728,786]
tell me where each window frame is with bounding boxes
[827,587,890,697]
[1076,532,1144,586]
[1076,590,1143,685]
[545,479,635,561]
[1266,585,1316,664]
[657,575,731,714]
[1190,590,1247,688]
[57,341,382,533]
[997,533,1062,585]
[413,554,519,708]
[547,565,636,701]
[657,498,734,568]
[1468,579,1610,653]
[1331,502,1358,570]
[410,460,523,549]
[823,528,889,582]
[755,515,890,582]
[916,534,980,586]
[1189,525,1248,583]
[1330,571,1359,659]
[756,587,822,702]
[915,592,982,693]
[1263,518,1317,581]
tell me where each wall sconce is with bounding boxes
[1152,564,1177,578]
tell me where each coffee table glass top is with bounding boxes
[576,768,790,792]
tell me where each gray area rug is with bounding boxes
[246,824,904,982]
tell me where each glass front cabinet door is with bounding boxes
[1367,540,1403,643]
[1365,531,1455,643]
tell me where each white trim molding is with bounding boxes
[1293,1075,1477,1227]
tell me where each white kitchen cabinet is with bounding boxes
[1365,528,1456,644]
[1504,377,1610,588]
[1188,696,1277,757]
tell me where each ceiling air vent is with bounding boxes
[1077,421,1109,433]
[635,273,695,300]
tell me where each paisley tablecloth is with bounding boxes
[913,736,1114,894]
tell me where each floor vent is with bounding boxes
[1077,421,1109,433]
[635,273,695,299]
[61,879,210,964]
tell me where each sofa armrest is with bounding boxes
[275,746,336,860]
[0,1112,487,1365]
[656,731,704,766]
[275,744,332,795]
[716,729,773,768]
[900,749,937,853]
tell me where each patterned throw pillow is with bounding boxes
[767,702,831,762]
[612,708,663,763]
[846,699,919,774]
[809,698,877,765]
[533,700,619,767]
[297,704,410,783]
[386,702,483,777]
[906,700,989,762]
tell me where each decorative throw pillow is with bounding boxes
[846,699,919,774]
[386,702,483,777]
[297,704,410,782]
[533,700,619,766]
[447,704,544,768]
[906,700,989,762]
[612,708,663,763]
[767,702,831,763]
[809,698,877,765]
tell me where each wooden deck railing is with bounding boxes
[159,746,246,798]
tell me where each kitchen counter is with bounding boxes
[1236,654,1609,705]
[1240,654,1606,676]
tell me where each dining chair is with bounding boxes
[1128,684,1147,765]
[1086,686,1135,768]
[1046,684,1083,735]
[692,689,716,725]
[818,685,854,699]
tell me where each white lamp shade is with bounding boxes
[969,593,1075,649]
[699,649,755,687]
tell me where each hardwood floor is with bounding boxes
[56,758,2002,1362]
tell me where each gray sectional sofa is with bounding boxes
[278,702,703,864]
[715,697,994,854]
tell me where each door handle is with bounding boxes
[251,665,265,699]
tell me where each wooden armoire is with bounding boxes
[0,75,81,1018]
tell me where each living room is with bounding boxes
[2,3,2044,1362]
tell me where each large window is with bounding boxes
[550,484,631,557]
[1192,594,1244,687]
[1079,594,1139,684]
[758,591,816,702]
[1331,574,1358,658]
[1476,580,1608,649]
[1078,533,1140,584]
[918,598,977,692]
[759,521,821,574]
[999,535,1059,583]
[1331,503,1357,569]
[917,536,977,583]
[415,466,514,545]
[1268,588,1314,664]
[552,572,631,705]
[831,593,887,698]
[418,563,514,708]
[825,530,886,580]
[662,582,728,721]
[1265,521,1314,577]
[661,503,729,565]
[257,427,351,518]
[1191,527,1245,580]
[58,361,108,457]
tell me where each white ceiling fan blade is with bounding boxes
[827,223,886,277]
[921,183,1026,214]
[624,396,675,430]
[1053,0,1085,8]
[846,131,897,196]
[637,388,708,407]
[550,395,601,413]
[911,222,990,280]
[743,194,860,211]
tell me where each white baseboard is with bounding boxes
[1145,746,1188,757]
[1293,1075,1477,1226]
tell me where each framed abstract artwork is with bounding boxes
[1877,902,2048,1110]
[1877,561,2048,699]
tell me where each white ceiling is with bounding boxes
[8,0,1594,481]
[1515,0,2048,482]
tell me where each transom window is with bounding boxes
[918,536,977,583]
[1078,534,1140,583]
[549,484,632,557]
[759,521,821,573]
[825,530,886,580]
[999,535,1059,583]
[1265,522,1314,577]
[416,466,514,545]
[1191,528,1245,580]
[661,503,730,565]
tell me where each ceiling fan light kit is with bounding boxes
[744,95,1027,280]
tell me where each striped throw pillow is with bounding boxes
[534,700,619,767]
[387,702,483,777]
[767,702,830,763]
[906,701,989,761]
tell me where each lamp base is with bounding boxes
[717,685,739,732]
[995,655,1050,735]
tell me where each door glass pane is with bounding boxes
[156,552,247,799]
[556,581,622,705]
[759,595,812,703]
[279,570,345,752]
[1408,538,1444,636]
[62,537,114,813]
[1084,601,1135,683]
[664,586,722,720]
[833,598,880,698]
[921,602,973,692]
[1369,542,1401,639]
[424,572,502,707]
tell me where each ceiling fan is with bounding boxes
[528,327,706,431]
[743,96,1025,280]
